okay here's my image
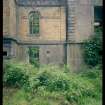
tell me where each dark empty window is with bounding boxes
[3,39,11,44]
[3,39,11,58]
[29,11,40,35]
[3,39,11,48]
[94,6,102,23]
[3,51,7,56]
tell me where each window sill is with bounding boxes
[27,34,40,37]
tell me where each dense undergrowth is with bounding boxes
[83,27,102,67]
[3,60,102,105]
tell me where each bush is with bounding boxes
[28,67,70,92]
[65,75,96,104]
[79,65,102,98]
[83,27,103,67]
[3,61,31,88]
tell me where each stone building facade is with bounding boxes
[3,0,102,71]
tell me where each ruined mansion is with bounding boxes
[3,0,102,71]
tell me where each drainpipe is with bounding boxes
[64,0,68,65]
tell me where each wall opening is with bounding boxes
[94,6,102,27]
[3,51,7,56]
[3,38,12,58]
[28,46,39,67]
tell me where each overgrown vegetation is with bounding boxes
[83,27,103,67]
[3,60,102,105]
[28,47,39,67]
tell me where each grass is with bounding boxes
[3,87,102,105]
[3,88,65,105]
[3,60,102,105]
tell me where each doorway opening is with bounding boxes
[28,46,39,67]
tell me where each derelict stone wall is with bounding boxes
[39,45,65,65]
[3,0,10,35]
[67,43,84,71]
[17,6,66,42]
[67,0,94,42]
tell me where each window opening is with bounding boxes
[29,11,40,35]
[3,51,7,56]
[94,6,102,27]
[28,47,39,67]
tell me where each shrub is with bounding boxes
[66,65,102,105]
[83,27,103,67]
[27,67,70,92]
[3,61,30,88]
[79,65,102,98]
[65,75,96,104]
[80,65,102,78]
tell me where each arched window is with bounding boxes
[29,11,40,35]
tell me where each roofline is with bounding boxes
[15,0,66,7]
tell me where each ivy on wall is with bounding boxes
[83,27,102,67]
